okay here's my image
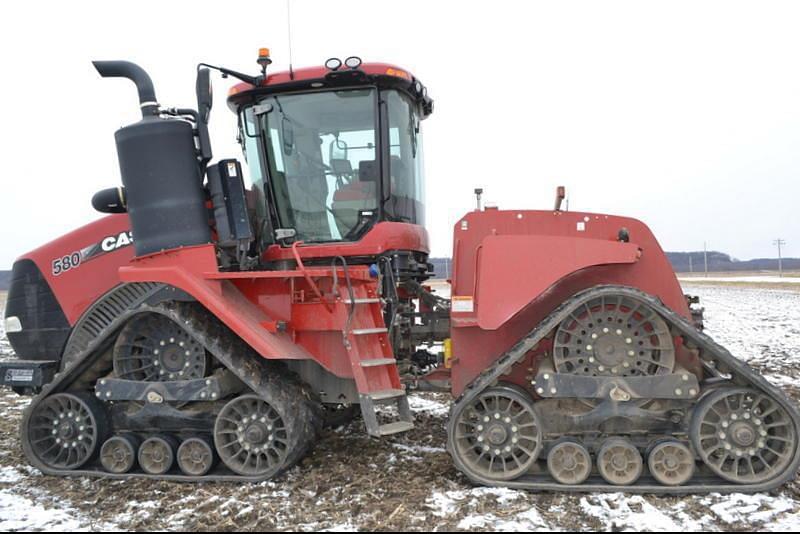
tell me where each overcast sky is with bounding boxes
[1,0,799,268]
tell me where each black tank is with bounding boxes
[114,117,210,257]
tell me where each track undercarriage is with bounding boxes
[22,284,322,481]
[447,286,800,493]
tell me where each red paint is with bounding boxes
[262,222,429,263]
[227,62,419,103]
[17,214,133,324]
[472,234,641,330]
[118,244,398,391]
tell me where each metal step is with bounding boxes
[343,298,381,305]
[367,388,406,402]
[359,358,397,368]
[351,327,388,336]
[376,421,414,436]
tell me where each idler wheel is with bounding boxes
[547,440,592,485]
[177,437,215,476]
[138,436,177,475]
[100,435,140,474]
[647,440,694,486]
[597,438,643,486]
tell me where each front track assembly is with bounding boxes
[447,285,800,493]
[21,288,322,482]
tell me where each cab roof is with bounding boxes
[226,62,433,118]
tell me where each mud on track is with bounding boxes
[0,286,800,531]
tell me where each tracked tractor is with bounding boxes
[2,50,798,491]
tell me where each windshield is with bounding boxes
[246,89,379,242]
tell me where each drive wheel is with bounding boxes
[450,385,542,481]
[554,295,675,376]
[691,387,797,484]
[177,438,215,476]
[26,393,107,470]
[597,438,643,485]
[100,435,139,474]
[547,440,592,485]
[648,440,694,486]
[113,313,208,382]
[214,394,291,477]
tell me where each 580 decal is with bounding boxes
[51,253,82,276]
[50,231,133,276]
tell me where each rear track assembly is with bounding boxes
[447,285,800,493]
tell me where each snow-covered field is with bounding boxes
[1,286,799,531]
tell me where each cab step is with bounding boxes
[343,298,381,305]
[376,421,415,436]
[359,358,397,368]
[367,388,406,402]
[351,327,388,336]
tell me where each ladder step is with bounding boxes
[367,388,406,402]
[351,327,388,336]
[376,421,414,436]
[360,358,397,368]
[343,298,381,305]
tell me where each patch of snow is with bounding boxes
[580,494,702,531]
[407,395,450,417]
[0,488,111,531]
[392,443,446,455]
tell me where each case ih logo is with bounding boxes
[100,231,133,252]
[51,231,133,276]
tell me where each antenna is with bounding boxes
[286,0,295,80]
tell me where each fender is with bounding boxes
[473,234,640,330]
[118,244,314,363]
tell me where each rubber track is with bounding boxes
[446,285,800,494]
[21,294,322,482]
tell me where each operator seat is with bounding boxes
[331,159,378,237]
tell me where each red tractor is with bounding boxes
[2,51,798,491]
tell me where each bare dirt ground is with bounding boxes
[1,286,800,531]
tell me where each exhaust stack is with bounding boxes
[94,60,211,257]
[92,60,159,118]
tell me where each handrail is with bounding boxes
[291,241,333,312]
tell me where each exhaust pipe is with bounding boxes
[92,60,159,118]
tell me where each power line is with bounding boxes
[773,238,786,278]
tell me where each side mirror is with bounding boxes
[196,67,213,124]
[329,137,348,161]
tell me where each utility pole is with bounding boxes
[703,242,709,278]
[773,239,786,278]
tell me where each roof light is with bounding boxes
[257,47,272,78]
[344,56,362,69]
[385,67,411,80]
[325,57,342,71]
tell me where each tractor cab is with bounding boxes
[226,57,433,258]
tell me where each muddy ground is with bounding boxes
[1,285,800,531]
